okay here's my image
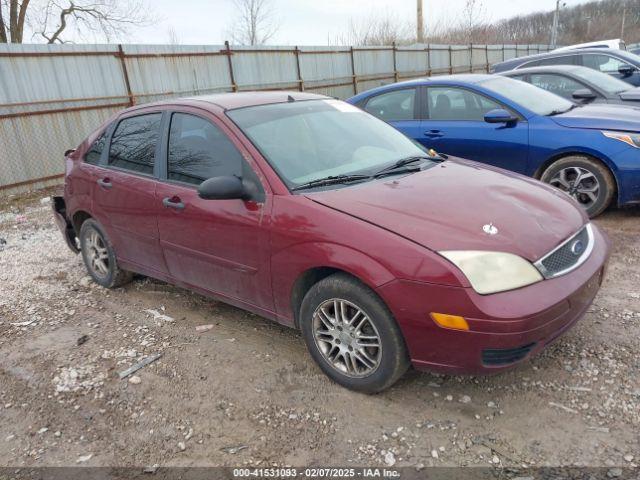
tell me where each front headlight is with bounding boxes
[439,251,543,295]
[602,130,640,148]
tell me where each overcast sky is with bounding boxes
[132,0,592,46]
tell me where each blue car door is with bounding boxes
[361,86,424,140]
[420,86,529,173]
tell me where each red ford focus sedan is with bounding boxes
[53,92,610,393]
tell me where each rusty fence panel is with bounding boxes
[0,42,553,196]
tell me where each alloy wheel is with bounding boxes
[549,166,600,209]
[312,298,382,378]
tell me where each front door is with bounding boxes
[92,111,167,276]
[155,110,273,312]
[421,86,529,173]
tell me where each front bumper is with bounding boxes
[376,223,611,374]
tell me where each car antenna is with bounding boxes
[287,95,296,102]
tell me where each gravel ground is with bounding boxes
[0,188,638,469]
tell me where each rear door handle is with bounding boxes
[97,178,112,189]
[162,196,185,210]
[425,130,444,138]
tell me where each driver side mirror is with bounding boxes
[572,88,597,102]
[618,64,636,77]
[484,108,518,125]
[198,176,247,200]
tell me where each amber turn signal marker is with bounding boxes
[430,313,469,331]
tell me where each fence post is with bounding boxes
[426,44,431,76]
[485,44,489,72]
[117,44,134,106]
[502,44,506,62]
[294,46,304,91]
[225,41,238,92]
[350,46,358,95]
[448,45,453,74]
[392,42,399,82]
[469,43,473,73]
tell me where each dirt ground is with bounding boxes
[0,188,638,470]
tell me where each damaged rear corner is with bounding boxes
[52,196,80,253]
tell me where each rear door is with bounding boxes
[91,111,167,277]
[420,85,529,173]
[155,109,274,313]
[361,87,423,140]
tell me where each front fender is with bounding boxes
[270,241,396,325]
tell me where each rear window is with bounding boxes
[108,113,162,175]
[84,131,107,165]
[364,88,417,121]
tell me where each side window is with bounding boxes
[364,88,417,121]
[525,55,579,67]
[108,113,162,175]
[582,54,630,73]
[167,113,244,185]
[529,74,586,100]
[426,87,502,121]
[85,131,106,165]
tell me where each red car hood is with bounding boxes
[306,159,586,262]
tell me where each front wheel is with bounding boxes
[299,273,409,393]
[540,156,615,218]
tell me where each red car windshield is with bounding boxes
[227,99,430,189]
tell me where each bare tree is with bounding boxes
[227,0,279,46]
[166,25,180,45]
[0,0,153,44]
[335,11,415,46]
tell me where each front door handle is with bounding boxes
[97,178,112,189]
[425,130,444,138]
[162,196,185,210]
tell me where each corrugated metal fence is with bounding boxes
[0,42,552,196]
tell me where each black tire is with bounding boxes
[79,218,133,288]
[540,155,616,218]
[299,273,410,393]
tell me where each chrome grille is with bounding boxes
[534,224,594,279]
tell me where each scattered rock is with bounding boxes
[195,324,214,332]
[624,454,634,462]
[128,375,141,385]
[459,395,471,404]
[384,451,396,466]
[177,442,186,451]
[76,334,89,346]
[76,454,93,463]
[431,449,439,459]
[221,445,248,454]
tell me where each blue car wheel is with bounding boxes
[540,156,616,217]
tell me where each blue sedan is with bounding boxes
[347,75,640,217]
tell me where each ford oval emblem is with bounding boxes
[482,223,498,235]
[571,240,584,256]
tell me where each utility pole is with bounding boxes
[621,1,627,39]
[550,0,563,48]
[417,0,424,43]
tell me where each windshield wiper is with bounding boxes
[291,174,371,191]
[548,104,579,116]
[373,155,439,177]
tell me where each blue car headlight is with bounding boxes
[602,130,640,148]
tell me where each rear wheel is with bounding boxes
[79,219,133,288]
[540,155,615,218]
[299,273,409,393]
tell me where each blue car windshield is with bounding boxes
[479,76,574,116]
